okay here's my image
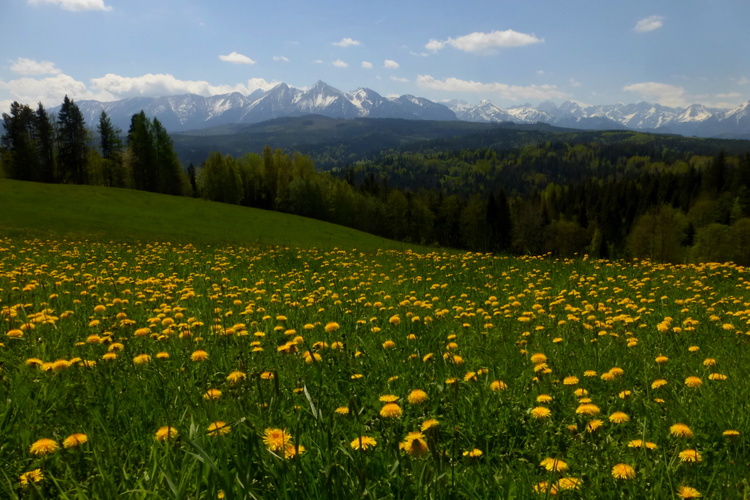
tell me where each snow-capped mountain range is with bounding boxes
[66,81,750,138]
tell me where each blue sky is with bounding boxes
[2,0,749,111]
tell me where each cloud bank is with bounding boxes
[426,29,543,53]
[417,75,568,102]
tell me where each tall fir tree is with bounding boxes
[1,102,38,181]
[56,95,88,184]
[127,111,155,191]
[35,103,56,183]
[152,118,184,195]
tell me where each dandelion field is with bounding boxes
[2,236,750,499]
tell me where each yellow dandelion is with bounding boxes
[207,421,231,436]
[190,350,209,362]
[611,463,636,479]
[540,457,568,472]
[7,329,24,338]
[389,315,401,326]
[421,419,440,432]
[334,406,349,415]
[586,419,603,432]
[537,394,553,404]
[576,403,600,416]
[533,481,558,496]
[563,376,579,385]
[350,436,377,450]
[678,449,702,463]
[709,373,727,381]
[676,486,702,499]
[19,469,43,488]
[684,376,702,388]
[723,429,740,438]
[530,353,547,364]
[263,428,292,451]
[670,423,693,438]
[382,340,396,349]
[609,411,630,424]
[155,352,170,360]
[407,389,428,405]
[260,371,275,380]
[203,388,222,400]
[399,431,429,457]
[324,322,340,333]
[655,355,669,364]
[62,433,88,449]
[556,477,582,491]
[583,370,597,377]
[155,426,179,442]
[652,379,668,389]
[463,448,483,458]
[531,406,551,419]
[380,403,403,418]
[379,394,399,402]
[226,371,247,385]
[29,438,58,457]
[132,354,151,365]
[490,380,507,391]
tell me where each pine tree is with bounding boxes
[56,95,88,184]
[35,103,56,183]
[127,111,154,191]
[152,118,184,195]
[1,102,39,181]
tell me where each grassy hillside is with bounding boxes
[0,179,406,250]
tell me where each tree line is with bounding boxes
[3,99,750,264]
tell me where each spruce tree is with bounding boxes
[56,95,88,184]
[1,102,38,181]
[127,111,154,191]
[35,103,56,183]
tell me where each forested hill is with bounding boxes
[171,115,750,170]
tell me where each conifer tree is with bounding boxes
[1,102,38,181]
[35,103,56,183]
[56,95,88,184]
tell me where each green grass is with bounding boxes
[0,179,406,251]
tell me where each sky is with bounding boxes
[2,0,750,112]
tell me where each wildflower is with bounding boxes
[540,457,568,472]
[29,438,58,457]
[670,423,693,438]
[563,376,579,385]
[324,322,340,333]
[531,407,551,419]
[226,371,247,385]
[263,428,292,450]
[536,394,553,404]
[684,376,702,388]
[303,351,321,363]
[611,463,636,479]
[463,448,483,458]
[155,426,179,442]
[399,431,429,457]
[62,433,88,449]
[708,373,727,381]
[723,429,740,438]
[573,388,588,397]
[576,403,601,416]
[19,469,43,488]
[350,436,377,450]
[190,350,209,362]
[600,372,615,381]
[283,444,306,458]
[652,379,668,389]
[379,394,399,402]
[25,358,43,367]
[407,389,428,405]
[7,329,24,338]
[203,389,222,400]
[207,421,231,436]
[156,352,170,360]
[586,419,603,432]
[678,449,702,463]
[389,315,401,326]
[421,419,439,432]
[133,354,151,365]
[530,353,547,364]
[702,358,716,367]
[260,371,274,380]
[102,352,117,361]
[335,406,349,415]
[583,370,597,377]
[382,340,396,349]
[605,410,629,423]
[556,477,582,491]
[655,355,669,364]
[51,359,71,371]
[380,403,403,418]
[676,486,702,499]
[490,380,507,391]
[533,482,558,496]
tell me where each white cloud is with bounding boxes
[331,59,348,68]
[390,76,409,83]
[10,57,61,75]
[623,81,686,107]
[737,77,749,86]
[416,75,568,102]
[218,52,256,65]
[569,78,583,88]
[384,59,400,69]
[332,37,361,48]
[634,15,664,33]
[426,29,543,53]
[27,0,112,11]
[273,56,290,63]
[0,73,112,106]
[361,61,373,69]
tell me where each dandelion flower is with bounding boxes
[611,463,636,479]
[350,436,377,450]
[324,322,340,333]
[207,421,231,436]
[379,394,399,402]
[652,379,668,389]
[19,469,43,487]
[191,350,209,362]
[335,406,349,415]
[678,449,702,463]
[226,371,247,385]
[153,424,178,441]
[609,412,630,424]
[380,403,403,418]
[407,389,428,405]
[29,438,58,457]
[533,482,558,496]
[684,376,702,388]
[399,431,429,457]
[708,373,727,381]
[490,380,507,391]
[537,394,553,404]
[557,477,582,491]
[531,406,551,419]
[263,428,292,451]
[463,448,483,458]
[203,388,222,400]
[723,429,740,438]
[421,419,440,432]
[670,423,693,438]
[540,457,568,472]
[62,433,88,449]
[586,419,603,433]
[655,355,669,364]
[676,486,702,499]
[576,403,600,416]
[563,376,579,385]
[530,353,547,364]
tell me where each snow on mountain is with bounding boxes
[58,82,750,138]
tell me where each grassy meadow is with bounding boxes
[1,181,749,499]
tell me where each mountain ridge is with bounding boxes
[56,81,750,138]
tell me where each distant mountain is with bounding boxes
[54,81,750,138]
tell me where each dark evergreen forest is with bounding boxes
[3,98,750,264]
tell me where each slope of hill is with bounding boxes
[0,179,407,250]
